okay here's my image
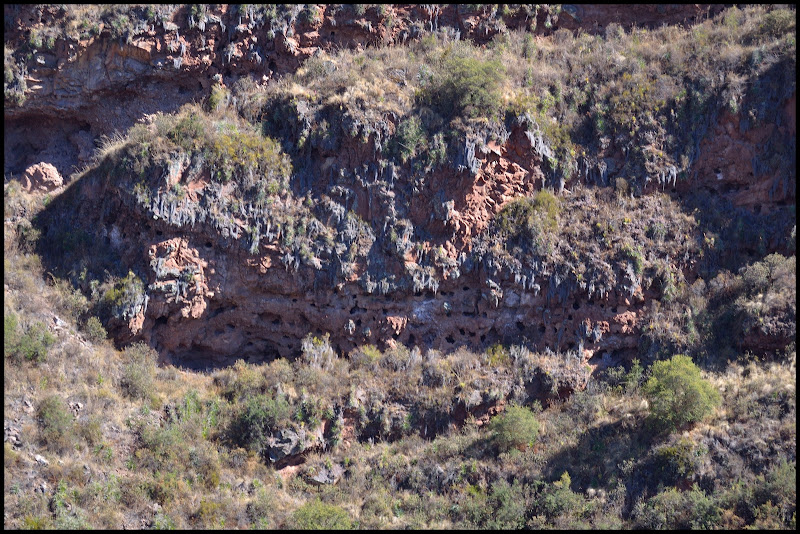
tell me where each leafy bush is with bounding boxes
[229,393,293,456]
[734,254,796,337]
[653,438,707,484]
[642,354,721,432]
[618,243,645,276]
[494,190,561,254]
[5,315,55,363]
[488,404,540,453]
[485,478,530,529]
[535,471,590,524]
[287,499,354,530]
[748,8,796,42]
[119,342,158,401]
[634,484,721,530]
[37,396,76,452]
[4,311,19,358]
[82,316,107,343]
[393,115,427,164]
[207,82,230,113]
[420,53,505,120]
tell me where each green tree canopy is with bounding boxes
[489,404,540,453]
[643,354,721,432]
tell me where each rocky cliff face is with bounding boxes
[7,4,796,377]
[4,3,723,178]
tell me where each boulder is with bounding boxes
[21,162,63,193]
[304,462,345,487]
[266,428,307,463]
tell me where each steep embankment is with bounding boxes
[7,5,795,376]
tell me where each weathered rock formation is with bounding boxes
[20,162,63,193]
[9,4,796,380]
[4,4,723,178]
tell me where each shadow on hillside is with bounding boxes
[542,415,665,511]
[33,168,132,286]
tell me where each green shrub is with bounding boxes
[634,485,720,530]
[488,404,540,453]
[393,115,427,164]
[152,511,177,530]
[229,393,293,456]
[494,190,561,254]
[207,82,229,112]
[751,8,796,41]
[536,471,589,523]
[5,318,56,363]
[4,311,20,358]
[486,343,511,367]
[246,486,274,528]
[287,499,354,530]
[619,243,645,276]
[752,460,796,527]
[120,342,157,401]
[37,396,76,452]
[82,316,107,343]
[653,438,707,484]
[642,354,720,432]
[486,478,529,529]
[420,54,505,120]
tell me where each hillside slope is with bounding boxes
[4,4,796,530]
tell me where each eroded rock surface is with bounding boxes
[10,4,796,383]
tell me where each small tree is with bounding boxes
[643,354,720,432]
[489,404,540,453]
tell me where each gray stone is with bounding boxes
[305,463,344,486]
[266,428,307,463]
